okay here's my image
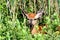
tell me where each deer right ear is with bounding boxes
[22,9,29,19]
[35,9,44,19]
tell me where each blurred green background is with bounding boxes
[0,0,60,40]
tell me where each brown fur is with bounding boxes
[31,24,47,35]
[27,13,36,19]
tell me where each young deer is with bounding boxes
[22,9,47,35]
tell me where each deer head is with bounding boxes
[22,9,44,34]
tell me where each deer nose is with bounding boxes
[29,19,33,27]
[30,19,32,24]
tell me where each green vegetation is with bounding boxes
[0,0,60,40]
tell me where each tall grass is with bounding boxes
[0,0,60,40]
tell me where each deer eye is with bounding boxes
[34,19,37,20]
[27,18,29,20]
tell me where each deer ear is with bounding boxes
[35,9,44,19]
[22,9,29,19]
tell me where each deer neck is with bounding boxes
[30,24,38,35]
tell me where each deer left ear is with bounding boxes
[22,9,29,19]
[35,9,44,19]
